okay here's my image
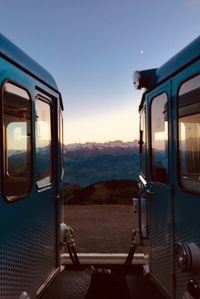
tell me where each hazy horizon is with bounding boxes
[64,139,138,146]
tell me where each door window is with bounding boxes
[59,110,64,179]
[178,75,200,194]
[151,93,168,183]
[2,83,32,200]
[36,98,52,188]
[139,108,146,178]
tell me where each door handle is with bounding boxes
[138,190,148,242]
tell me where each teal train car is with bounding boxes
[135,36,200,299]
[2,33,200,299]
[0,34,64,298]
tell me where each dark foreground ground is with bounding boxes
[64,204,138,253]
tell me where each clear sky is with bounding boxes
[0,0,200,144]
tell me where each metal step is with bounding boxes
[61,253,146,265]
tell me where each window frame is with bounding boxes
[177,73,200,196]
[150,91,169,185]
[35,95,53,189]
[1,80,33,202]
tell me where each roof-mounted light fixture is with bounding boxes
[133,68,157,90]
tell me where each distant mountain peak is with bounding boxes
[65,140,138,151]
[64,140,139,186]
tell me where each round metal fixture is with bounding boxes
[175,242,200,273]
[18,292,30,299]
[175,241,188,271]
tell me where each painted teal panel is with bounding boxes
[157,36,200,84]
[0,33,58,90]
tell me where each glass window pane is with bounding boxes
[60,110,64,179]
[178,75,200,193]
[140,108,146,177]
[151,93,168,183]
[3,83,32,200]
[36,99,52,188]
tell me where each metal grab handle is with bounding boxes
[138,190,147,242]
[138,185,154,243]
[138,191,142,241]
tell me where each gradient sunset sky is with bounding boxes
[0,0,200,144]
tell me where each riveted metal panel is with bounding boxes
[0,229,37,298]
[35,201,56,289]
[149,191,174,297]
[0,197,56,299]
[175,220,200,299]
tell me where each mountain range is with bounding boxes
[64,140,139,186]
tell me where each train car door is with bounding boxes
[173,65,200,299]
[34,93,58,293]
[146,82,174,297]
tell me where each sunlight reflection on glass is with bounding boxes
[36,99,52,188]
[178,75,200,193]
[7,123,27,153]
[151,93,168,183]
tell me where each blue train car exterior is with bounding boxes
[135,36,200,299]
[0,35,64,298]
